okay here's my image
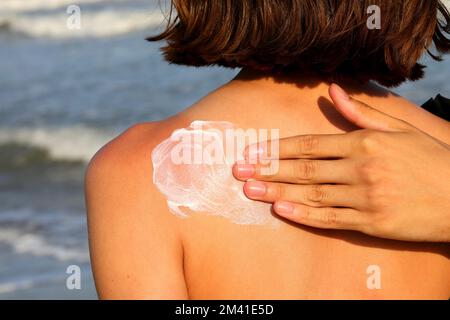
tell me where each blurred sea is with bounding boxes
[0,0,449,299]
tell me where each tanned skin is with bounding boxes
[86,70,450,299]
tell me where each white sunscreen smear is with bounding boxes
[152,121,276,226]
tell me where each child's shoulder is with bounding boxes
[84,117,189,298]
[84,115,192,225]
[86,116,188,180]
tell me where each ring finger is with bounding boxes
[243,181,363,208]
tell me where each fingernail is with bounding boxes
[274,201,295,215]
[245,144,265,160]
[244,181,267,197]
[333,84,350,101]
[234,163,255,179]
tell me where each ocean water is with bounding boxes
[0,0,449,299]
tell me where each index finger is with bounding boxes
[245,133,355,160]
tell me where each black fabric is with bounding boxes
[421,94,450,121]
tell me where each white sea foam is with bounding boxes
[0,275,54,295]
[0,272,69,295]
[0,126,115,162]
[0,278,35,295]
[0,0,110,12]
[0,9,164,39]
[0,227,90,262]
[444,0,450,9]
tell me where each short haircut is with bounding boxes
[148,0,450,87]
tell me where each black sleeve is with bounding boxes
[420,94,450,122]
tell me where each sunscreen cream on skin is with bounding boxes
[152,121,277,226]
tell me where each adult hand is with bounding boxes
[233,84,450,242]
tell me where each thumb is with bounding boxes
[329,83,410,132]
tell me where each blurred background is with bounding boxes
[0,0,449,299]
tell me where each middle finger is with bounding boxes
[233,159,356,184]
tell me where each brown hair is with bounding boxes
[148,0,450,87]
